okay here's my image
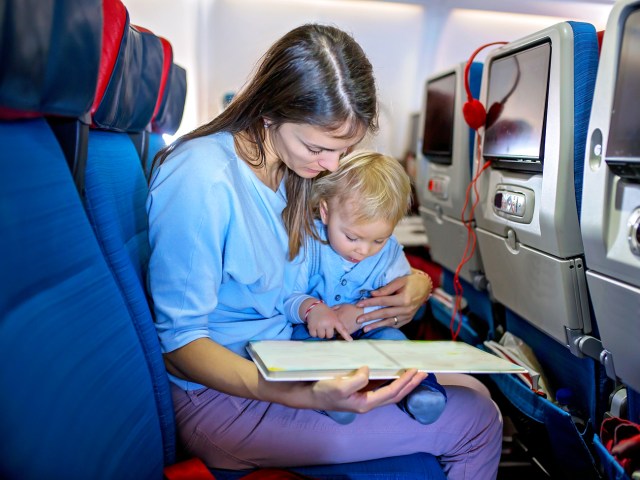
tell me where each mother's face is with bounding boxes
[268,122,366,179]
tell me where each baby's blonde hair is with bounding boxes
[311,150,412,226]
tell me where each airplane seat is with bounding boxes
[474,20,600,357]
[79,1,445,478]
[471,21,613,477]
[145,36,187,180]
[580,0,640,477]
[82,0,177,466]
[417,61,503,345]
[0,0,167,477]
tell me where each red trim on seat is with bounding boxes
[597,30,605,53]
[91,0,127,114]
[153,36,174,121]
[0,107,41,120]
[163,457,216,480]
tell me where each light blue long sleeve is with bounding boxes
[146,132,302,390]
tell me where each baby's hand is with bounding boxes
[307,304,353,341]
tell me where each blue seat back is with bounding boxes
[0,1,164,478]
[83,0,176,465]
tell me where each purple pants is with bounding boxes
[171,381,502,479]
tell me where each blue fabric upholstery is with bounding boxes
[86,1,176,463]
[567,21,598,222]
[146,130,167,179]
[211,453,447,479]
[1,1,164,477]
[84,130,176,466]
[0,119,164,480]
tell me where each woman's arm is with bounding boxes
[164,337,426,412]
[355,268,433,330]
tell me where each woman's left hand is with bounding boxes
[355,269,433,331]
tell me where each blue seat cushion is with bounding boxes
[211,452,446,479]
[84,129,176,465]
[0,119,164,479]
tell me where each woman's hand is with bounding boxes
[309,367,427,413]
[355,269,433,332]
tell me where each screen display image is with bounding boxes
[606,8,640,168]
[483,42,552,172]
[421,72,456,163]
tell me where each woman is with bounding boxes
[147,24,502,479]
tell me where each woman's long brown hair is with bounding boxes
[152,24,378,259]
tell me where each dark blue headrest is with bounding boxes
[152,63,187,135]
[91,7,163,133]
[0,0,101,118]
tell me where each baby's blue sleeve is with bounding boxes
[283,253,314,324]
[361,238,413,320]
[384,238,413,283]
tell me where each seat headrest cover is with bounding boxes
[91,0,128,116]
[152,64,187,135]
[152,36,174,121]
[0,0,102,119]
[92,1,163,132]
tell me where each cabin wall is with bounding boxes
[123,0,613,157]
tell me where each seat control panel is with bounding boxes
[427,175,449,200]
[492,184,535,224]
[628,208,640,257]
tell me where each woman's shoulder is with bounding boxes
[171,132,235,169]
[154,132,238,184]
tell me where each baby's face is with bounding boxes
[321,200,394,264]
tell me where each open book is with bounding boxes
[247,339,527,381]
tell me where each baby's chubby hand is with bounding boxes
[307,302,353,341]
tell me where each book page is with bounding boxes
[248,340,399,373]
[248,339,526,381]
[369,340,526,373]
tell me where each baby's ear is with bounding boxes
[319,200,329,224]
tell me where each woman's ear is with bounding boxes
[319,200,329,225]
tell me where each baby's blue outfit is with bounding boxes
[283,221,447,424]
[284,220,410,339]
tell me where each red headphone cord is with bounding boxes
[449,41,507,341]
[450,132,491,341]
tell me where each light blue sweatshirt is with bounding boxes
[147,132,302,390]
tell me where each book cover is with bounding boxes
[247,339,527,381]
